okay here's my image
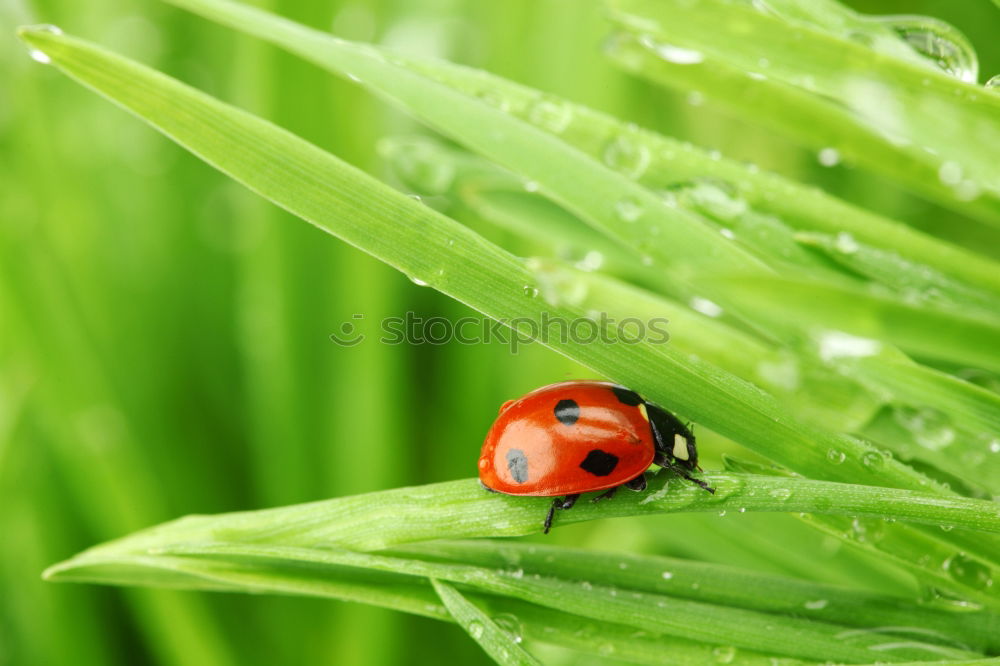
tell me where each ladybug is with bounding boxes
[479,380,714,533]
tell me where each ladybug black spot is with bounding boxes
[579,449,619,477]
[554,399,580,426]
[506,448,529,483]
[611,386,642,406]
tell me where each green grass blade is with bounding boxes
[400,540,1000,654]
[606,0,1000,227]
[40,475,1000,556]
[431,579,542,666]
[54,542,984,662]
[714,275,1000,372]
[852,359,1000,494]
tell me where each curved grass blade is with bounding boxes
[400,540,1000,654]
[40,475,1000,556]
[431,579,542,666]
[52,542,985,663]
[713,276,1000,373]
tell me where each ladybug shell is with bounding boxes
[479,381,655,496]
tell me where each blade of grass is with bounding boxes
[73,543,986,662]
[399,540,1000,654]
[39,475,1000,555]
[431,579,542,666]
[712,275,1000,373]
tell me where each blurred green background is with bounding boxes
[2,1,999,664]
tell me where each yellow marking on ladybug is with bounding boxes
[672,434,690,461]
[638,403,649,421]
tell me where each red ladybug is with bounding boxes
[479,381,714,533]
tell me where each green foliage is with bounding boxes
[7,0,1000,664]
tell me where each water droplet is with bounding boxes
[409,275,429,287]
[817,331,882,362]
[719,228,736,239]
[687,90,705,106]
[938,161,963,186]
[523,285,539,298]
[943,553,992,590]
[528,95,573,133]
[613,196,643,223]
[661,571,674,580]
[523,180,539,193]
[29,49,51,64]
[986,75,1000,90]
[527,259,588,307]
[477,89,510,112]
[757,355,800,391]
[713,646,737,663]
[738,507,747,513]
[718,510,727,517]
[989,439,1000,454]
[618,562,629,570]
[834,232,859,253]
[804,599,829,610]
[492,613,524,643]
[827,449,846,465]
[575,250,604,272]
[817,147,841,167]
[581,581,593,591]
[667,179,747,221]
[639,35,705,64]
[769,488,792,501]
[509,568,524,579]
[690,297,724,318]
[468,620,484,639]
[893,406,955,451]
[861,449,887,470]
[873,15,978,83]
[603,133,651,179]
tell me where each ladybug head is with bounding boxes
[645,402,698,469]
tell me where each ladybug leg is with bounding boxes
[591,487,618,503]
[625,474,647,491]
[654,452,715,494]
[592,474,646,503]
[543,494,580,534]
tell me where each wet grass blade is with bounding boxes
[41,474,1000,556]
[431,579,542,666]
[50,542,984,662]
[714,275,1000,373]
